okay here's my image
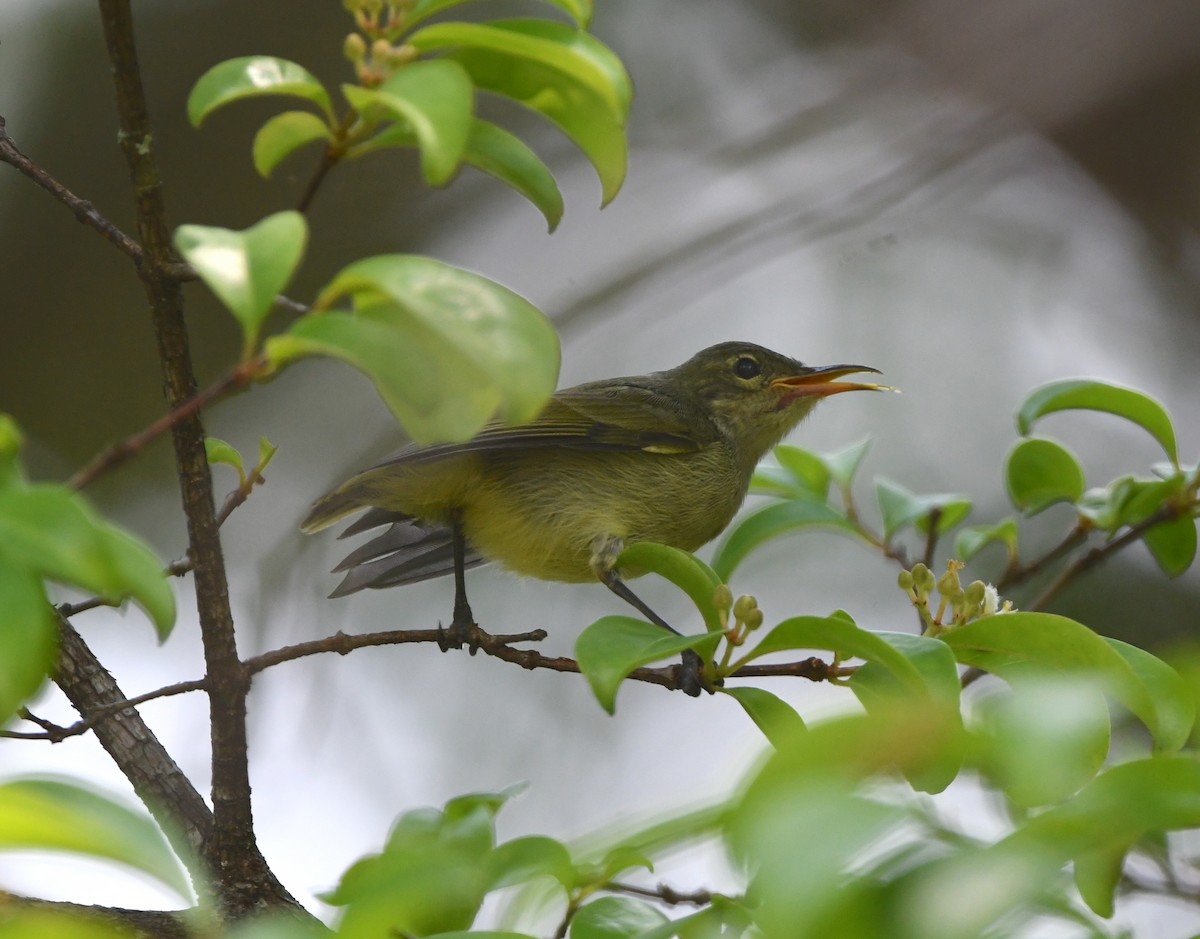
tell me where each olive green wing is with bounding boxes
[367,380,718,470]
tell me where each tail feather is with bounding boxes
[328,521,487,597]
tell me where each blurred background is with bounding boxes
[3,0,1200,934]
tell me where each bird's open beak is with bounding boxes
[770,364,895,404]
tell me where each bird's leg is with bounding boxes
[440,512,477,652]
[590,535,704,697]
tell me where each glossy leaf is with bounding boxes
[749,463,806,497]
[974,677,1111,807]
[174,211,307,356]
[1010,757,1200,917]
[0,564,57,722]
[773,445,831,498]
[1075,476,1136,532]
[954,518,1018,563]
[188,56,333,126]
[721,686,806,748]
[823,437,872,491]
[408,0,594,29]
[352,118,564,231]
[0,778,190,899]
[615,542,723,632]
[484,835,573,889]
[1142,514,1197,577]
[410,20,629,121]
[710,496,861,581]
[575,616,719,714]
[1005,437,1085,515]
[737,615,925,697]
[1104,638,1194,751]
[942,613,1189,752]
[429,31,627,203]
[1016,379,1179,465]
[876,478,971,542]
[847,631,963,793]
[269,256,558,444]
[342,61,473,186]
[459,119,564,231]
[0,486,174,639]
[732,708,962,939]
[252,110,332,177]
[569,896,666,939]
[204,436,245,483]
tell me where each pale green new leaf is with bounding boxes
[252,110,333,178]
[188,56,333,125]
[174,211,307,356]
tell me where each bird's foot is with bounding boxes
[438,607,480,654]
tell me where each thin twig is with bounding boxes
[68,360,261,490]
[605,881,716,907]
[996,522,1090,591]
[0,114,145,265]
[3,677,207,742]
[1028,505,1181,611]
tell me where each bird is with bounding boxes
[302,341,889,696]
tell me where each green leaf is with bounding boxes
[941,613,1189,752]
[737,615,926,697]
[484,836,573,889]
[252,110,333,178]
[269,256,559,444]
[1072,842,1127,919]
[1008,757,1200,917]
[459,119,563,231]
[188,56,333,126]
[408,0,594,29]
[876,478,971,541]
[847,632,963,793]
[342,60,473,186]
[424,934,537,939]
[1005,437,1085,515]
[1075,476,1136,532]
[710,496,862,581]
[204,436,245,484]
[1142,513,1197,577]
[575,616,719,714]
[427,27,627,203]
[720,686,806,748]
[773,445,831,498]
[954,518,1018,563]
[0,564,57,723]
[1104,638,1194,752]
[614,543,723,632]
[350,118,564,231]
[257,436,279,471]
[0,486,174,639]
[0,778,190,899]
[569,896,667,939]
[174,211,307,356]
[0,908,138,939]
[974,677,1111,807]
[822,436,872,491]
[1016,379,1179,465]
[410,20,629,122]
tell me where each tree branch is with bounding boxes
[53,616,214,865]
[0,114,145,265]
[96,0,292,917]
[1028,505,1182,611]
[0,892,194,939]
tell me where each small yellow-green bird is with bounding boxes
[302,341,889,695]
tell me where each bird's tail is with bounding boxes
[300,475,375,533]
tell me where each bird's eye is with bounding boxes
[733,356,761,380]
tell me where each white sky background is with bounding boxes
[2,1,1200,935]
